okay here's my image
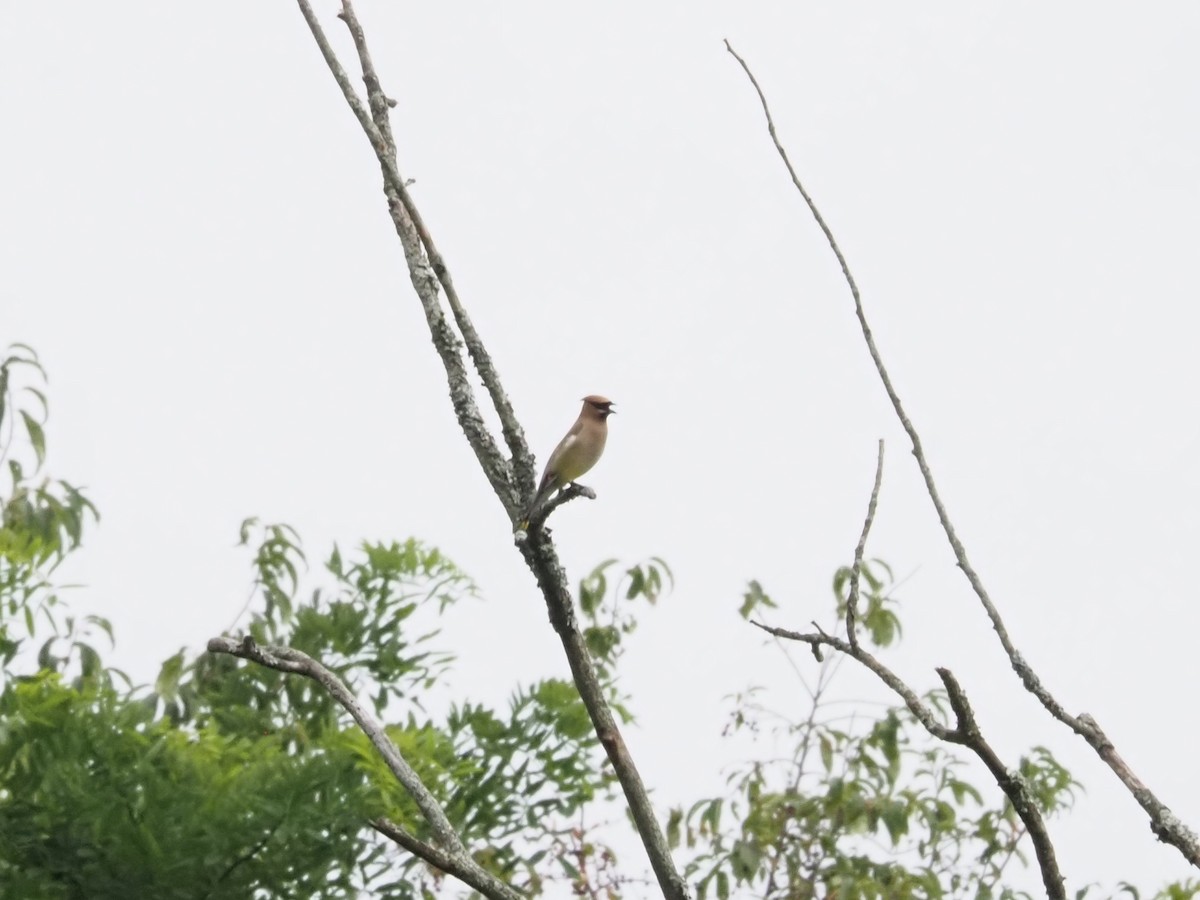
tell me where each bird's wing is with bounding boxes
[541,427,581,486]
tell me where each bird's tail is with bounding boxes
[518,477,560,530]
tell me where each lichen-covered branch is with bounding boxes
[334,0,536,498]
[282,4,688,895]
[935,668,1065,900]
[295,0,517,514]
[726,38,1200,870]
[517,529,689,900]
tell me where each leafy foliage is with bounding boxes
[579,556,672,686]
[1,349,1195,900]
[0,345,101,687]
[0,672,370,900]
[675,564,1194,900]
[678,697,1047,899]
[0,357,666,896]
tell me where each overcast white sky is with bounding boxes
[4,1,1199,895]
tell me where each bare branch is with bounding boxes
[286,5,688,895]
[936,668,1065,900]
[334,0,537,498]
[751,621,952,740]
[725,39,1200,869]
[518,529,690,900]
[750,622,1065,897]
[206,637,522,899]
[1078,713,1200,857]
[295,0,518,514]
[845,439,884,648]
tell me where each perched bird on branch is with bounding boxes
[521,395,615,528]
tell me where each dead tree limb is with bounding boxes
[725,38,1200,870]
[217,5,691,897]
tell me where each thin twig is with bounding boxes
[845,440,884,647]
[725,38,1200,869]
[766,656,828,892]
[204,818,282,898]
[206,637,522,900]
[751,621,951,739]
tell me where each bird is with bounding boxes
[521,395,615,527]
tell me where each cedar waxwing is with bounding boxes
[522,395,615,526]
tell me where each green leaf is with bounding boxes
[86,614,115,646]
[37,636,57,670]
[666,807,682,849]
[739,580,777,620]
[731,839,761,880]
[77,642,102,679]
[881,799,909,843]
[156,649,186,700]
[20,411,46,469]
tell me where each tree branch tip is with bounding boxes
[727,35,1199,880]
[571,483,597,500]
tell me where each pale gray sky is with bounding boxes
[4,1,1199,894]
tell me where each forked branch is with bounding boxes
[277,4,688,897]
[749,624,1065,898]
[724,39,1200,868]
[295,0,520,515]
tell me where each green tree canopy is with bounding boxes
[2,345,1197,899]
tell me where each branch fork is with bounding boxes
[211,5,690,898]
[726,37,1200,873]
